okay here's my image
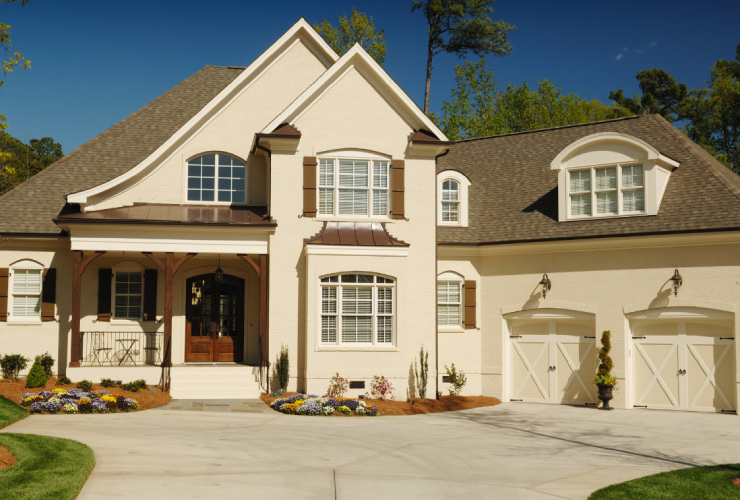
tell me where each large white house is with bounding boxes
[1,19,738,414]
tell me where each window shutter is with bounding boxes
[303,156,317,217]
[143,269,158,321]
[0,268,8,322]
[41,268,57,322]
[391,160,405,220]
[464,280,476,329]
[97,268,112,322]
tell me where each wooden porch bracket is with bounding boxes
[237,254,260,277]
[70,250,105,367]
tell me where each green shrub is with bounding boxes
[444,363,467,396]
[38,351,55,378]
[76,379,93,390]
[415,345,429,398]
[100,378,117,388]
[121,379,147,392]
[25,357,47,388]
[594,330,617,387]
[0,354,29,382]
[56,376,72,386]
[276,345,289,392]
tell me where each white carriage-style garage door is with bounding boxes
[631,318,736,413]
[509,316,598,406]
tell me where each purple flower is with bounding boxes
[323,398,341,408]
[296,400,322,415]
[41,401,62,413]
[29,402,42,414]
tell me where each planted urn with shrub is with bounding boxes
[594,330,617,410]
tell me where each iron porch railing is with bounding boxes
[80,331,163,366]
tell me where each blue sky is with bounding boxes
[2,0,739,152]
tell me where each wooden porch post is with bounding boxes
[69,250,105,367]
[259,254,269,369]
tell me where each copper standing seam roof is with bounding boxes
[54,204,276,227]
[306,222,409,246]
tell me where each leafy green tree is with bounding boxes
[314,8,386,65]
[1,0,31,131]
[433,59,629,140]
[609,69,688,122]
[0,132,64,195]
[411,0,515,115]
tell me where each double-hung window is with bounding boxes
[437,280,462,327]
[320,274,395,346]
[187,153,246,203]
[442,180,460,222]
[568,163,645,218]
[318,158,389,217]
[114,271,143,320]
[11,268,42,319]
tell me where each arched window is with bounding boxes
[187,153,245,203]
[442,180,460,222]
[319,273,395,346]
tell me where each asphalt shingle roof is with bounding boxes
[0,66,244,235]
[437,114,740,245]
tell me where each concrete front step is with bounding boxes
[169,365,262,399]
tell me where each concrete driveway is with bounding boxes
[3,402,740,499]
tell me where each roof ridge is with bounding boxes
[452,114,643,144]
[652,114,740,202]
[0,66,228,205]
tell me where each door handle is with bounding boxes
[678,369,686,375]
[548,365,556,371]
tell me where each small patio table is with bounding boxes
[116,338,139,366]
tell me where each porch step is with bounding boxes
[169,365,262,400]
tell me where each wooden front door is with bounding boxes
[186,274,244,362]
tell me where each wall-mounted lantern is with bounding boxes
[539,273,552,299]
[670,269,682,297]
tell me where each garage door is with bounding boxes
[632,321,735,413]
[510,321,597,406]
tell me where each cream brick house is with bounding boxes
[1,19,738,413]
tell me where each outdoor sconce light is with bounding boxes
[539,273,552,299]
[215,254,224,283]
[670,269,682,297]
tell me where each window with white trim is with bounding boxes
[568,163,645,218]
[318,158,389,217]
[187,153,246,203]
[10,265,42,319]
[437,171,471,227]
[442,180,459,222]
[114,271,143,320]
[437,273,463,328]
[320,274,395,346]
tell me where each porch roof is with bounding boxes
[55,204,276,228]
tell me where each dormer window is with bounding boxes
[187,153,246,203]
[442,180,459,222]
[551,132,680,222]
[437,170,471,227]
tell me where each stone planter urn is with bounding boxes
[597,383,614,410]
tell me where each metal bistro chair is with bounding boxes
[90,332,112,366]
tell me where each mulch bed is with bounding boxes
[0,444,16,470]
[260,392,501,416]
[732,478,740,487]
[0,378,171,412]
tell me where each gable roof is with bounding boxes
[261,44,449,141]
[0,65,244,235]
[437,114,740,245]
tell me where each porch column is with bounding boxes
[259,254,269,368]
[69,250,105,367]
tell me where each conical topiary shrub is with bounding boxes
[26,356,48,388]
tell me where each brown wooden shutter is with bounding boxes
[391,159,405,220]
[303,156,317,217]
[143,269,158,321]
[464,280,477,329]
[41,268,57,322]
[0,268,8,322]
[97,268,112,322]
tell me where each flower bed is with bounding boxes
[270,393,378,416]
[20,388,139,414]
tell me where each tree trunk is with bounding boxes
[424,37,434,115]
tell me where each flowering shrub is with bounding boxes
[20,389,139,414]
[325,373,348,398]
[370,375,395,400]
[270,393,378,417]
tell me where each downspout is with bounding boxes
[256,143,272,220]
[433,145,451,400]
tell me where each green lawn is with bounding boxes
[0,394,96,500]
[590,464,740,499]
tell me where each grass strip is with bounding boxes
[0,433,95,500]
[590,464,740,499]
[0,395,28,429]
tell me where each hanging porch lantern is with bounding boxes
[539,273,552,299]
[215,254,224,283]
